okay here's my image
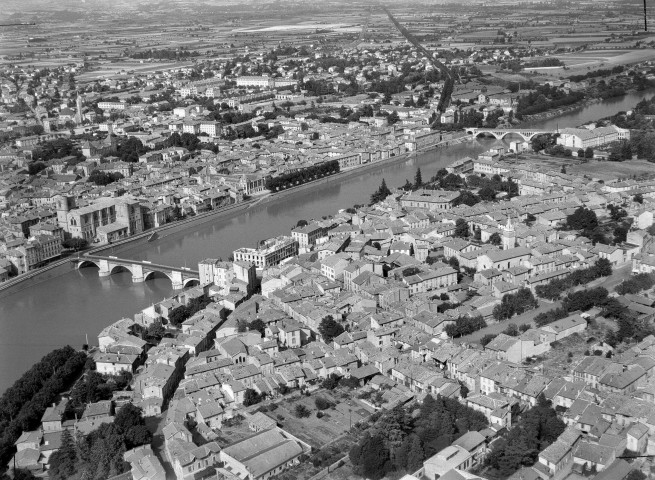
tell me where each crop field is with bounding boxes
[567,159,655,182]
[270,390,374,449]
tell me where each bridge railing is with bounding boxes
[77,255,199,275]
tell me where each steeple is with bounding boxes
[502,216,515,250]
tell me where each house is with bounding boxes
[539,314,586,343]
[476,247,532,272]
[171,441,221,480]
[124,445,166,480]
[573,440,616,472]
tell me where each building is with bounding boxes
[233,236,298,269]
[400,189,460,211]
[219,427,310,480]
[557,126,630,149]
[291,223,325,248]
[97,101,126,111]
[55,195,143,241]
[198,259,256,294]
[423,445,475,479]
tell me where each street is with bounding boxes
[455,263,632,345]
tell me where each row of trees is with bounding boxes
[444,315,487,338]
[349,394,488,479]
[266,160,340,192]
[535,258,613,300]
[492,288,539,321]
[0,346,87,466]
[88,170,124,186]
[616,272,655,295]
[516,85,585,118]
[481,323,531,346]
[534,287,609,327]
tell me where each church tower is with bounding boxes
[502,217,515,250]
[75,94,83,124]
[55,195,75,233]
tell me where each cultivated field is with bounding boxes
[567,159,655,182]
[271,390,374,449]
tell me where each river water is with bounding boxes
[0,90,650,392]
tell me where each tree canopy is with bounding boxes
[319,316,345,343]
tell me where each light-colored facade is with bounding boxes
[233,236,298,269]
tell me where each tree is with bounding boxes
[27,162,47,176]
[481,334,496,346]
[531,134,552,152]
[319,316,345,343]
[566,207,598,231]
[489,232,502,246]
[585,147,594,158]
[244,388,263,406]
[614,225,629,244]
[294,404,311,418]
[455,218,469,238]
[371,178,392,204]
[350,433,390,480]
[88,170,124,186]
[448,256,460,270]
[634,193,644,204]
[402,266,421,277]
[504,323,519,336]
[454,190,479,207]
[248,319,266,337]
[414,168,423,189]
[322,373,340,390]
[296,219,308,227]
[62,238,87,251]
[49,429,77,480]
[315,397,332,410]
[478,186,496,201]
[626,470,647,480]
[146,321,165,342]
[487,395,565,477]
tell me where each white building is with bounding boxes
[557,126,630,149]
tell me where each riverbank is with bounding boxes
[0,138,460,296]
[520,97,598,124]
[254,136,474,207]
[0,200,255,298]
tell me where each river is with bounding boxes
[0,90,651,392]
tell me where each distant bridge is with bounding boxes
[72,255,200,290]
[466,128,555,142]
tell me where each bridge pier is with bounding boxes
[171,271,184,290]
[97,259,112,277]
[131,264,144,283]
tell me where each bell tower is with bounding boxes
[502,217,515,250]
[55,195,75,232]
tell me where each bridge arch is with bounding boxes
[110,264,134,276]
[183,278,200,288]
[143,270,173,283]
[77,260,100,270]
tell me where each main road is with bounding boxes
[0,91,649,392]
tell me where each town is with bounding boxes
[2,1,655,480]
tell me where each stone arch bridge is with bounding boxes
[72,254,199,290]
[466,128,555,142]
